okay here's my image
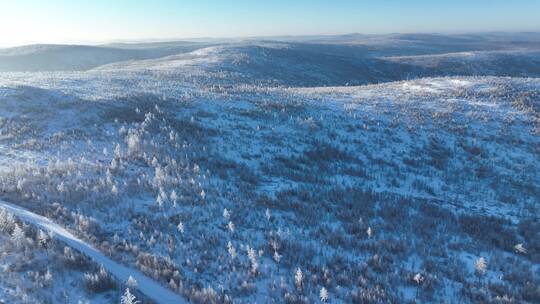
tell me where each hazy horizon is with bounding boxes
[1,0,540,47]
[2,30,540,49]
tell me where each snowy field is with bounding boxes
[0,33,539,303]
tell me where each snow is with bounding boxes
[0,33,539,303]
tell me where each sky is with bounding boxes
[0,0,539,47]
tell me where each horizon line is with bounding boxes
[1,30,539,49]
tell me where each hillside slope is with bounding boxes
[0,43,209,72]
[0,73,538,303]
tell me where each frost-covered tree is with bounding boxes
[44,269,53,287]
[265,208,271,222]
[413,273,424,298]
[111,184,119,196]
[514,243,527,254]
[177,222,185,234]
[11,224,26,249]
[228,221,235,233]
[110,158,119,171]
[151,157,159,168]
[247,246,259,275]
[169,278,179,291]
[114,143,122,159]
[223,208,231,221]
[273,251,281,264]
[200,190,206,200]
[0,208,15,233]
[126,276,138,288]
[127,133,141,156]
[227,241,237,260]
[121,288,138,304]
[475,257,487,282]
[320,287,329,302]
[57,181,66,193]
[156,192,165,208]
[170,190,178,207]
[295,267,303,290]
[38,229,50,248]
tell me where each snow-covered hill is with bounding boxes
[0,42,210,72]
[3,32,540,82]
[0,34,539,303]
[0,71,539,303]
[382,49,540,78]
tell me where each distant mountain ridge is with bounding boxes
[1,33,539,86]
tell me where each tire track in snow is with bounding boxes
[0,200,188,304]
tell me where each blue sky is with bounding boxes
[0,0,539,46]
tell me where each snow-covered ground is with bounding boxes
[0,200,187,304]
[0,35,539,303]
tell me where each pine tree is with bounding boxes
[514,243,527,254]
[177,222,185,234]
[413,273,424,299]
[11,224,26,249]
[126,275,138,288]
[228,221,235,233]
[320,287,329,302]
[0,208,15,233]
[223,208,231,221]
[170,190,178,207]
[295,267,303,290]
[44,269,53,287]
[38,229,50,249]
[227,241,237,260]
[121,288,138,304]
[247,246,258,275]
[475,257,487,284]
[273,251,281,264]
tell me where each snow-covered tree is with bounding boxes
[413,273,424,298]
[170,190,178,207]
[475,257,487,279]
[127,133,141,156]
[0,209,15,233]
[156,193,165,208]
[169,278,179,291]
[223,208,231,221]
[121,288,138,304]
[514,243,527,254]
[320,287,329,302]
[57,181,66,193]
[111,184,119,196]
[126,276,138,288]
[200,189,206,200]
[114,144,122,159]
[151,156,159,168]
[247,246,258,275]
[228,221,235,233]
[227,241,237,260]
[11,224,26,249]
[38,229,50,248]
[295,267,303,290]
[177,222,185,234]
[44,269,53,287]
[273,251,281,264]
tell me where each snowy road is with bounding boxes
[0,200,188,304]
